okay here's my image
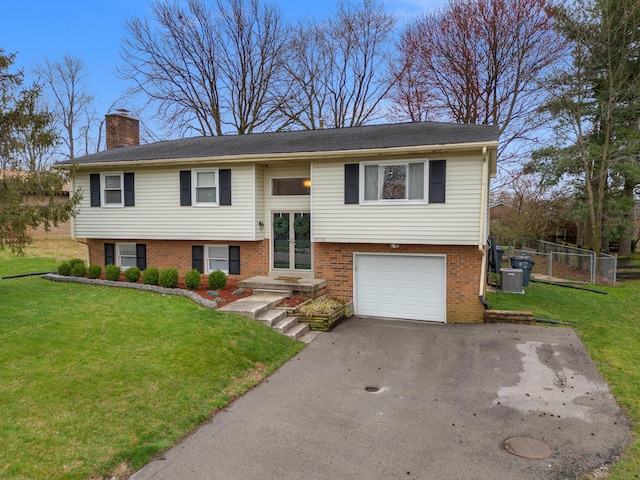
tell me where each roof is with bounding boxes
[57,121,499,166]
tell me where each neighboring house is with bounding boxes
[58,112,499,323]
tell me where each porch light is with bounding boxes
[303,179,311,188]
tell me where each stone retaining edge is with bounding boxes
[42,274,219,310]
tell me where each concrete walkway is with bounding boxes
[131,318,631,480]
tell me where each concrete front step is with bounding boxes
[284,322,310,340]
[254,288,293,297]
[273,316,300,334]
[218,294,286,319]
[256,308,288,327]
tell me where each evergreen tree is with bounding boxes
[0,49,81,253]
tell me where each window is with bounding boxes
[90,172,134,207]
[362,162,425,202]
[180,169,231,206]
[206,244,229,273]
[193,169,218,205]
[117,242,137,268]
[271,178,311,196]
[102,172,123,206]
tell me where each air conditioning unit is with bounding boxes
[500,268,524,294]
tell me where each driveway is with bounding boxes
[131,317,631,480]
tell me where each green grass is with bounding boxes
[0,249,304,479]
[487,281,640,479]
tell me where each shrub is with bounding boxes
[185,269,202,289]
[207,270,227,290]
[57,261,72,276]
[70,262,87,278]
[68,258,85,269]
[105,264,121,281]
[142,267,159,285]
[87,264,102,279]
[159,268,179,288]
[124,266,141,283]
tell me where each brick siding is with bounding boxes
[87,239,269,281]
[88,238,486,322]
[314,242,486,323]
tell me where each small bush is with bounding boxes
[57,261,72,276]
[207,270,227,290]
[105,264,121,281]
[68,258,85,269]
[142,267,159,285]
[124,266,141,283]
[159,268,179,288]
[185,269,202,289]
[87,264,102,279]
[70,262,87,278]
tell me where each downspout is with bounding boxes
[478,146,490,308]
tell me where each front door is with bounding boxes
[272,211,311,271]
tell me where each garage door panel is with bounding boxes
[355,254,446,322]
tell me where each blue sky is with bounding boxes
[2,0,445,125]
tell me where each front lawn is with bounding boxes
[0,244,304,479]
[487,280,640,479]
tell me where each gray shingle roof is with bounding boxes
[58,121,499,166]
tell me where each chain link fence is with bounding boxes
[504,239,617,286]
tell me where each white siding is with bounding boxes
[311,155,483,245]
[74,164,258,240]
[254,164,265,239]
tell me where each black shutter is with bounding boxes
[104,243,115,266]
[344,163,359,204]
[124,172,135,206]
[219,169,231,205]
[192,246,204,273]
[429,160,446,204]
[180,170,192,206]
[229,246,240,275]
[90,174,100,207]
[136,244,147,270]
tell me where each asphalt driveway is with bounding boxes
[131,317,631,480]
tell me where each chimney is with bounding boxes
[105,110,140,150]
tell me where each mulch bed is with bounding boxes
[93,273,253,305]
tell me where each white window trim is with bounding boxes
[192,168,219,207]
[101,172,124,207]
[116,242,137,269]
[205,244,229,274]
[359,160,427,204]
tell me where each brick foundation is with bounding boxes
[313,242,486,323]
[86,239,269,281]
[87,238,486,323]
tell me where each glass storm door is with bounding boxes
[272,212,311,270]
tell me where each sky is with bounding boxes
[1,0,445,131]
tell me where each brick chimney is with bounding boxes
[105,110,140,150]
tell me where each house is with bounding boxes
[58,112,499,323]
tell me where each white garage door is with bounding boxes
[354,254,446,322]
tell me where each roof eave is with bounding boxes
[58,140,499,170]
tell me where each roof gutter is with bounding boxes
[55,140,499,170]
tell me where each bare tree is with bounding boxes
[119,0,290,136]
[391,0,565,165]
[34,55,97,159]
[490,175,569,244]
[283,0,396,129]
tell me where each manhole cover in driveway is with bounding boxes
[503,437,552,459]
